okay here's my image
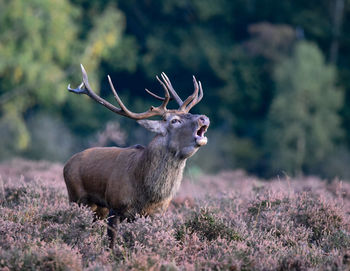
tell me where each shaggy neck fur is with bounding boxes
[138,136,187,204]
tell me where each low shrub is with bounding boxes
[0,160,349,270]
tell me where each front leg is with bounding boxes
[107,208,129,248]
[108,209,118,248]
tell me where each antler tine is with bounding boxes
[161,72,183,106]
[180,75,199,112]
[197,81,204,103]
[108,75,171,119]
[185,80,204,112]
[145,88,168,101]
[146,73,204,113]
[155,75,171,110]
[67,64,129,116]
[143,73,179,103]
[107,75,134,115]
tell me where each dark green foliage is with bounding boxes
[247,199,282,216]
[2,0,350,178]
[182,209,243,241]
[264,41,343,176]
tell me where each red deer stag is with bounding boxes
[63,65,209,245]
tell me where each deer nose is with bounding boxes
[198,115,210,126]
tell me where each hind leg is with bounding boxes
[107,209,127,248]
[107,209,118,248]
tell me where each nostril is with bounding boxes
[199,116,209,126]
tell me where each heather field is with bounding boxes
[0,159,350,270]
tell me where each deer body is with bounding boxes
[64,139,187,218]
[64,65,209,245]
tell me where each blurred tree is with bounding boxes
[245,23,296,64]
[264,41,343,176]
[61,3,138,135]
[0,0,78,157]
[0,0,137,159]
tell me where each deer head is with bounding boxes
[68,65,209,159]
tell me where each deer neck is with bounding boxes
[139,136,187,203]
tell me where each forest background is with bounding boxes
[1,0,349,179]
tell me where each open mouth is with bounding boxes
[197,125,208,137]
[195,125,208,146]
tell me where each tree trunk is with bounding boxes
[329,0,345,64]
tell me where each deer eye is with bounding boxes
[171,118,180,124]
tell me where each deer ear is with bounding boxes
[137,120,167,135]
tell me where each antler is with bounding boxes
[68,64,175,120]
[151,72,203,113]
[68,65,203,119]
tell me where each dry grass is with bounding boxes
[0,158,349,270]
